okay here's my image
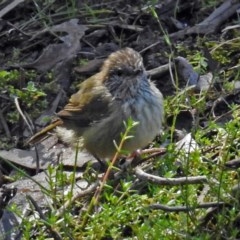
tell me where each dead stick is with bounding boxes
[135,167,207,185]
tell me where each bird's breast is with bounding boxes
[83,85,163,158]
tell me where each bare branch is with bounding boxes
[150,202,227,212]
[56,181,99,217]
[135,167,207,185]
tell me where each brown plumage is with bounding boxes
[27,48,164,159]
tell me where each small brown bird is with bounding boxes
[28,48,164,159]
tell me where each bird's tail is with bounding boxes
[27,119,63,145]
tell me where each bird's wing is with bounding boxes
[57,75,112,127]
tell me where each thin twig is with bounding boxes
[0,108,11,138]
[56,181,99,217]
[149,202,226,212]
[135,167,207,185]
[26,195,63,240]
[6,21,32,37]
[14,97,33,135]
[0,0,25,18]
[14,97,40,172]
[147,63,172,77]
[141,147,166,155]
[169,55,179,90]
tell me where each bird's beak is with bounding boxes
[141,70,149,81]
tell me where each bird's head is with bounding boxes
[101,48,149,99]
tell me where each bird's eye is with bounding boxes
[134,69,142,75]
[115,69,124,77]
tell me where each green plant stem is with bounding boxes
[0,157,52,199]
[80,120,136,228]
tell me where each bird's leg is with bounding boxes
[118,149,142,169]
[92,154,108,171]
[119,148,166,168]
